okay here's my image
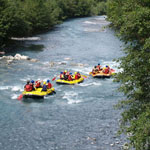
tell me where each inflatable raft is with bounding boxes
[56,77,84,85]
[89,71,113,78]
[22,87,55,99]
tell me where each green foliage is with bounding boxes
[107,0,150,149]
[0,0,106,48]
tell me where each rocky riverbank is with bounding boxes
[0,54,38,64]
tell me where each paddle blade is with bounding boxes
[52,77,56,81]
[82,75,88,78]
[82,76,87,79]
[110,69,115,72]
[17,94,23,101]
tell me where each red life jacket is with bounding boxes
[36,82,41,88]
[77,73,81,78]
[47,83,52,89]
[97,65,102,71]
[60,74,64,79]
[68,75,73,81]
[25,84,32,92]
[75,74,78,80]
[104,68,109,74]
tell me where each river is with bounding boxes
[0,16,125,150]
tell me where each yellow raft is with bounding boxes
[89,71,113,78]
[22,87,55,99]
[56,77,84,85]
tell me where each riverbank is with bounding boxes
[0,0,106,50]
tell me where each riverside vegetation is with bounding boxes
[0,0,106,48]
[107,0,150,149]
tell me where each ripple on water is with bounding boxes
[0,85,23,92]
[78,82,102,87]
[62,91,82,104]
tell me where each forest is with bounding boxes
[0,0,106,48]
[107,0,150,149]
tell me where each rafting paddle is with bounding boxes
[52,77,56,81]
[17,94,23,101]
[81,75,89,78]
[110,69,115,72]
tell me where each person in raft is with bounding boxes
[106,65,110,71]
[63,70,68,80]
[74,72,81,79]
[92,66,98,74]
[47,80,52,89]
[35,80,42,88]
[24,80,35,92]
[60,72,64,80]
[74,72,78,80]
[42,81,47,91]
[24,80,32,92]
[68,73,73,81]
[97,63,102,71]
[30,80,35,91]
[103,66,110,74]
[77,72,81,78]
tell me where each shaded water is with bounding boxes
[0,16,125,150]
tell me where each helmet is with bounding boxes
[47,80,50,83]
[65,70,67,72]
[75,72,77,74]
[106,65,108,68]
[70,73,72,75]
[43,81,46,85]
[27,80,30,84]
[60,72,63,74]
[95,66,97,68]
[31,80,34,83]
[98,63,100,65]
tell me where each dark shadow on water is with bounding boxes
[4,40,44,55]
[22,98,44,103]
[27,44,44,51]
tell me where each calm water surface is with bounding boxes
[0,16,125,150]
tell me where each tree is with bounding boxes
[107,0,150,149]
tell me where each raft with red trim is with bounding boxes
[89,70,115,78]
[22,87,55,99]
[56,77,84,85]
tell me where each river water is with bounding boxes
[0,16,125,150]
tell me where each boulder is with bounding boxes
[14,54,22,60]
[7,60,13,64]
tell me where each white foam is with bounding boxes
[83,21,97,25]
[12,86,22,92]
[0,85,23,92]
[79,82,102,87]
[64,57,72,61]
[67,99,82,104]
[0,86,12,90]
[11,94,18,99]
[11,37,41,41]
[84,28,100,32]
[71,67,91,75]
[62,91,82,104]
